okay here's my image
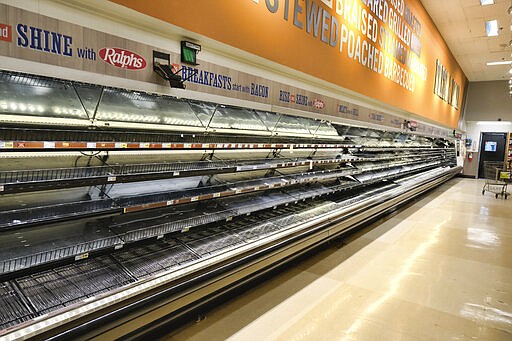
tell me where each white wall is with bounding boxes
[464,81,512,122]
[461,80,511,176]
[465,121,512,153]
[462,121,510,177]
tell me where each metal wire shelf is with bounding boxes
[0,281,35,331]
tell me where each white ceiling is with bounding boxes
[421,0,512,82]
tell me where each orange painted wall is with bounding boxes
[109,0,467,128]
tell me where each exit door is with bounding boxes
[478,132,507,178]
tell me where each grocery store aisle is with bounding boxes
[165,178,512,340]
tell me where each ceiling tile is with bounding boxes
[422,0,512,81]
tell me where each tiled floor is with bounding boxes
[165,178,512,340]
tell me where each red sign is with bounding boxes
[0,23,12,42]
[99,47,146,70]
[172,63,181,73]
[313,99,325,109]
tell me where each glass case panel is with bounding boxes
[345,126,368,137]
[95,88,204,127]
[274,114,311,134]
[209,106,268,131]
[309,120,338,136]
[188,100,216,127]
[366,129,382,138]
[74,83,103,118]
[0,72,88,120]
[254,110,281,132]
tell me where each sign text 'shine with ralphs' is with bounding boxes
[99,47,146,69]
[8,21,146,69]
[16,23,72,56]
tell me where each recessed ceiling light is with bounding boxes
[480,0,494,5]
[477,121,511,125]
[485,20,499,36]
[486,61,512,65]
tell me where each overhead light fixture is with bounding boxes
[477,121,511,125]
[480,0,494,5]
[486,60,512,65]
[485,20,499,36]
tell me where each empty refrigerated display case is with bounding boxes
[0,70,461,339]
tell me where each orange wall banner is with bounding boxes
[109,0,467,128]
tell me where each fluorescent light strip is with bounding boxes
[485,20,499,37]
[476,121,511,125]
[486,61,512,66]
[480,0,494,5]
